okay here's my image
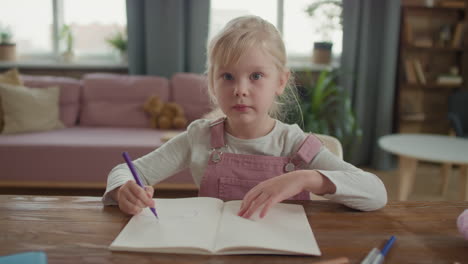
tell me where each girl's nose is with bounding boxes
[234,82,248,97]
[235,90,247,97]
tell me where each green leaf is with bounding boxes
[106,31,127,52]
[293,69,362,161]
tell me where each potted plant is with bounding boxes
[305,0,343,65]
[60,24,74,62]
[296,70,362,161]
[106,30,128,63]
[0,25,16,61]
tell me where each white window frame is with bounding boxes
[277,0,284,35]
[52,0,63,60]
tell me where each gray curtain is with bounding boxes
[126,0,210,78]
[341,0,401,169]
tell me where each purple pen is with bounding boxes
[122,152,159,219]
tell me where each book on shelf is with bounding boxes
[404,59,418,84]
[109,197,321,255]
[413,59,427,85]
[452,22,465,47]
[404,20,414,44]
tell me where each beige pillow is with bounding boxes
[0,68,23,131]
[0,68,23,85]
[0,83,64,134]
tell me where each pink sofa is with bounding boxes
[0,73,211,189]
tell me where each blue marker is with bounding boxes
[361,236,396,264]
[122,151,159,219]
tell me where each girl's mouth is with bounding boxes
[233,104,250,111]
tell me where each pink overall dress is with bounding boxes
[198,118,323,200]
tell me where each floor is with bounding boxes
[0,162,463,201]
[364,162,463,201]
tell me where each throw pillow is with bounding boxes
[0,68,23,131]
[0,83,64,134]
[0,68,22,85]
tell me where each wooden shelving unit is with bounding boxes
[396,0,468,134]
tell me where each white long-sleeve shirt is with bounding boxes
[103,119,387,211]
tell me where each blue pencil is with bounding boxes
[122,152,159,219]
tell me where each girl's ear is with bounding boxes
[276,70,290,95]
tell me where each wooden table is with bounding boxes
[379,134,468,200]
[0,195,466,264]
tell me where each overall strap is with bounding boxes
[209,117,226,149]
[291,134,323,166]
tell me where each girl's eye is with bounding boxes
[250,73,263,80]
[222,73,234,80]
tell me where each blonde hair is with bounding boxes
[206,15,301,123]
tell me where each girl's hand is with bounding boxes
[238,170,336,219]
[114,180,155,215]
[237,171,308,219]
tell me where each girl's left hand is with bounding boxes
[237,171,308,219]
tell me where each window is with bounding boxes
[0,0,126,63]
[1,0,53,55]
[210,0,342,66]
[209,0,277,41]
[283,0,342,58]
[63,0,126,59]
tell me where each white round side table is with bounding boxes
[379,134,468,201]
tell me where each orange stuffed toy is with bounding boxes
[143,95,188,129]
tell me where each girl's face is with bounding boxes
[212,46,289,127]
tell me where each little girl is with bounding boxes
[103,16,387,219]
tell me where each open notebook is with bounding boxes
[109,197,321,255]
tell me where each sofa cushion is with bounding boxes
[0,127,192,184]
[171,73,212,122]
[0,68,22,85]
[21,75,81,127]
[0,68,23,131]
[0,83,64,134]
[81,73,169,127]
